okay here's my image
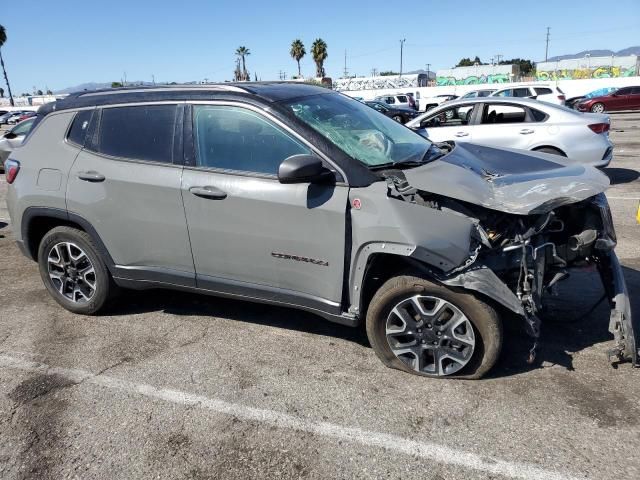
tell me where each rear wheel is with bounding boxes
[591,103,605,113]
[37,226,115,314]
[366,275,502,379]
[534,146,566,157]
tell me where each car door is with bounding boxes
[415,104,476,143]
[181,103,349,308]
[466,102,540,151]
[608,87,632,111]
[66,104,195,283]
[630,87,640,109]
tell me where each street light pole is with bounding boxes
[399,39,406,77]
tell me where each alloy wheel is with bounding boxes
[385,295,475,376]
[47,242,97,303]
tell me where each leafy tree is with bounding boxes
[36,89,43,95]
[379,70,399,76]
[456,56,485,67]
[235,46,250,81]
[0,87,4,97]
[0,25,15,106]
[46,89,53,95]
[290,39,306,77]
[111,81,123,88]
[311,38,328,78]
[499,58,535,75]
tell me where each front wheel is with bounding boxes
[392,115,403,123]
[38,226,116,314]
[591,102,605,113]
[366,275,502,379]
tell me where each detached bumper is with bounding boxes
[599,251,638,366]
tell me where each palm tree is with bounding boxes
[290,39,306,78]
[235,46,250,81]
[311,39,328,78]
[0,25,14,106]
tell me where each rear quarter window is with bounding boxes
[529,108,548,122]
[67,110,94,147]
[534,87,553,95]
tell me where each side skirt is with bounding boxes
[112,268,358,328]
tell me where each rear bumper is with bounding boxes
[599,251,638,366]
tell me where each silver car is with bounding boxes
[406,98,614,167]
[4,84,637,379]
[0,117,35,171]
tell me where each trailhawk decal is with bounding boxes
[271,252,329,267]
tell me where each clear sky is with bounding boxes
[1,0,639,93]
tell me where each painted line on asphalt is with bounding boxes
[0,353,581,480]
[606,196,640,200]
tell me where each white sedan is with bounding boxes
[405,97,613,167]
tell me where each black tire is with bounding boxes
[366,274,502,379]
[392,115,403,123]
[590,102,605,113]
[37,226,115,314]
[534,147,565,157]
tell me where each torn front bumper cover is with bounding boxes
[599,251,639,366]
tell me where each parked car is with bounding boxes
[365,101,420,123]
[6,111,35,125]
[491,84,566,105]
[576,86,640,113]
[419,94,458,112]
[374,94,412,110]
[459,89,496,99]
[565,87,617,109]
[0,117,36,170]
[17,111,36,123]
[0,111,19,125]
[406,97,613,167]
[5,84,636,379]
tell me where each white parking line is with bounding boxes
[606,196,640,200]
[0,353,581,480]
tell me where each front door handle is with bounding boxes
[78,171,105,182]
[454,131,469,137]
[189,186,227,200]
[519,129,534,135]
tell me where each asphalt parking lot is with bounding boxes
[0,113,639,480]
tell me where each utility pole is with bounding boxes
[123,72,127,87]
[399,39,406,76]
[495,54,503,64]
[545,27,550,62]
[343,49,349,78]
[151,74,155,86]
[371,68,378,77]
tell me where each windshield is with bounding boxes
[283,93,432,167]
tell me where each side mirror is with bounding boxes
[278,154,333,184]
[3,132,17,140]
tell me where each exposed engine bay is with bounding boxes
[381,167,638,367]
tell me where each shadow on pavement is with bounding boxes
[104,262,639,378]
[0,221,7,238]
[489,263,640,378]
[603,167,639,185]
[107,288,370,347]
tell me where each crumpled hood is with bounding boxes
[403,143,610,214]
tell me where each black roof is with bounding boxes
[45,82,333,114]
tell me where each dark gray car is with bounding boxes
[4,84,637,379]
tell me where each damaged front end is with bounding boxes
[383,164,638,367]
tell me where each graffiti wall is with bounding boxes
[435,64,518,87]
[536,55,638,81]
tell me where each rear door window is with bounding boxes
[494,89,513,97]
[396,95,408,103]
[534,87,552,95]
[481,104,528,124]
[97,105,177,163]
[513,88,531,98]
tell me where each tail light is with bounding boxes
[558,95,566,101]
[588,123,610,134]
[4,159,20,184]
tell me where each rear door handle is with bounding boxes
[519,129,534,135]
[78,171,105,182]
[189,186,227,200]
[454,132,469,137]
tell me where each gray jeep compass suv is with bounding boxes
[4,83,637,378]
